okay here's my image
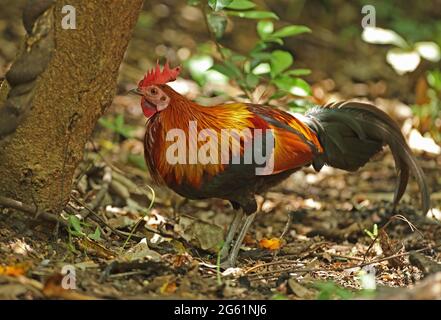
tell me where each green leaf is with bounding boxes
[250,52,272,69]
[271,25,311,38]
[187,0,200,5]
[415,41,441,62]
[227,10,279,20]
[187,55,214,85]
[231,53,247,62]
[114,114,124,130]
[99,115,135,138]
[252,62,271,75]
[68,215,84,235]
[220,47,232,58]
[245,73,259,88]
[207,13,227,39]
[250,42,268,55]
[128,153,147,170]
[257,20,274,39]
[271,293,289,300]
[269,91,288,101]
[361,27,408,49]
[287,100,309,113]
[226,0,256,10]
[88,227,101,241]
[427,70,441,91]
[287,99,314,112]
[284,68,311,76]
[250,52,272,61]
[208,0,233,11]
[264,37,284,45]
[273,76,311,96]
[386,48,420,75]
[211,62,241,79]
[270,50,293,77]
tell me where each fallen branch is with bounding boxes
[0,195,67,227]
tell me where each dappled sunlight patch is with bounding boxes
[408,129,441,155]
[303,198,322,210]
[427,208,441,221]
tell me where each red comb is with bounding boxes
[138,61,181,87]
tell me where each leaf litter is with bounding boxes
[0,95,440,300]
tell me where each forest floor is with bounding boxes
[1,1,441,300]
[1,107,440,299]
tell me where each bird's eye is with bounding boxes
[150,88,158,95]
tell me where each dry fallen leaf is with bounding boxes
[0,263,29,277]
[176,215,224,252]
[76,238,116,260]
[259,237,282,250]
[160,281,177,295]
[119,238,161,262]
[43,274,97,300]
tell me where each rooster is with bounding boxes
[131,62,430,267]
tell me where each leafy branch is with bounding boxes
[188,0,312,107]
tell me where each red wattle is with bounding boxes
[142,107,156,118]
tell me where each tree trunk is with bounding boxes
[0,0,143,213]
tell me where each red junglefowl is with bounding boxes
[131,62,430,267]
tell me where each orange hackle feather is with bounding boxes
[144,85,323,189]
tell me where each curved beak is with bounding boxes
[128,88,143,96]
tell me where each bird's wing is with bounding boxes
[247,104,323,174]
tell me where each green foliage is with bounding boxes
[207,13,227,39]
[88,227,102,241]
[68,215,85,237]
[270,293,289,300]
[359,0,441,44]
[314,281,354,300]
[127,153,148,170]
[99,114,136,139]
[226,10,279,20]
[428,69,441,92]
[188,0,312,104]
[412,69,441,142]
[67,215,102,252]
[362,27,440,75]
[68,215,102,241]
[208,0,233,11]
[226,0,256,10]
[364,224,378,241]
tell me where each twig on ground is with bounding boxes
[314,252,365,261]
[0,195,67,227]
[363,214,424,262]
[245,243,441,280]
[280,211,294,241]
[70,194,143,241]
[71,194,185,244]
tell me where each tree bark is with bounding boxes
[0,0,143,212]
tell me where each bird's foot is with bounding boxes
[219,257,238,270]
[219,243,231,261]
[219,250,240,270]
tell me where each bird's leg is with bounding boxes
[219,209,244,260]
[226,212,257,268]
